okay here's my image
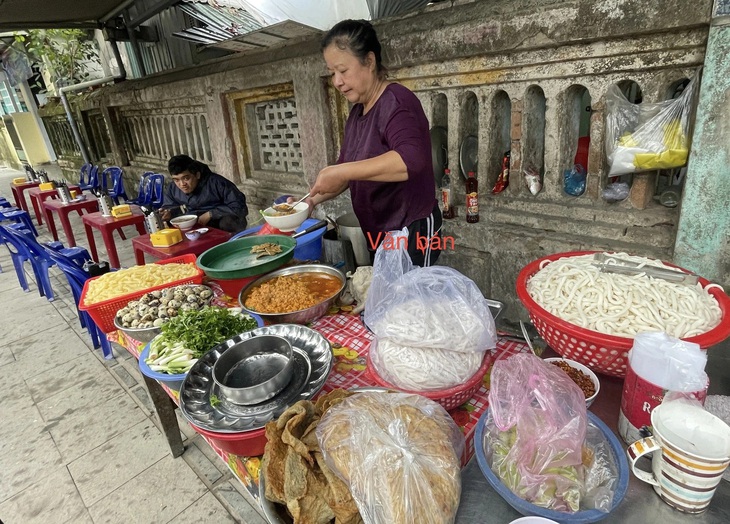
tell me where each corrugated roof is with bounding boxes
[172,0,263,44]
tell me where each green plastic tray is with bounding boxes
[196,235,296,279]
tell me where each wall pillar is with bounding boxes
[674,7,730,285]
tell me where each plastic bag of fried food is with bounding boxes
[316,391,465,524]
[262,389,362,524]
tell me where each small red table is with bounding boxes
[28,185,81,226]
[82,207,147,268]
[10,181,40,212]
[132,227,231,265]
[42,197,99,246]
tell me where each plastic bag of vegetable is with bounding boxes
[605,70,700,175]
[487,353,588,512]
[316,391,464,524]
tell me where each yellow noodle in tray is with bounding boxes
[83,263,199,305]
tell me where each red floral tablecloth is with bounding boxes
[112,289,531,501]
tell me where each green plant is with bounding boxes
[13,29,99,89]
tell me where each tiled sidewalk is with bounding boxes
[0,165,266,524]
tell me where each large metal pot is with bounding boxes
[238,264,346,325]
[336,213,370,266]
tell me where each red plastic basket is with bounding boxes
[516,251,730,378]
[79,254,204,333]
[366,349,494,411]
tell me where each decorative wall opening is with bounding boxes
[617,80,643,104]
[118,100,212,166]
[487,90,511,190]
[430,92,449,180]
[81,109,112,162]
[323,79,349,165]
[228,83,302,181]
[522,85,547,195]
[458,91,479,182]
[562,84,592,195]
[43,115,80,157]
[666,78,690,100]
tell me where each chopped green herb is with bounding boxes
[160,306,257,356]
[146,307,257,374]
[210,394,221,408]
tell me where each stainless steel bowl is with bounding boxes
[212,335,294,405]
[113,316,162,344]
[238,264,346,325]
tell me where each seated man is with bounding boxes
[160,155,248,233]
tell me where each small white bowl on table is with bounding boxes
[170,214,198,231]
[545,357,600,408]
[262,202,309,232]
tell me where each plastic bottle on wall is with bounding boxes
[441,168,455,219]
[466,171,479,223]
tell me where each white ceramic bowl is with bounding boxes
[509,517,560,524]
[170,214,198,231]
[262,202,308,232]
[185,230,201,241]
[545,357,600,408]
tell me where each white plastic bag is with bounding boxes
[605,70,700,175]
[316,391,464,524]
[364,228,497,353]
[629,332,708,392]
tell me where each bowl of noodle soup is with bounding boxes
[516,251,730,378]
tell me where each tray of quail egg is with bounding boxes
[114,284,214,343]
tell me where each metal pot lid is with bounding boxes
[430,126,448,186]
[196,234,296,279]
[459,135,478,179]
[179,324,333,433]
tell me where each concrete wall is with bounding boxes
[39,0,715,321]
[674,10,730,287]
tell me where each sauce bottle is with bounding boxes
[441,168,455,219]
[466,171,479,223]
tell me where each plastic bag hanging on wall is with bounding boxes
[604,69,701,176]
[563,164,586,196]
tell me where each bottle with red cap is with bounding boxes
[466,171,479,223]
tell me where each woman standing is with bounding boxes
[307,19,442,266]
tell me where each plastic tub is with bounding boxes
[191,425,267,456]
[474,407,630,523]
[231,218,326,261]
[138,342,187,392]
[79,254,204,333]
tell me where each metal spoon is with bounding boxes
[273,192,310,212]
[519,320,537,356]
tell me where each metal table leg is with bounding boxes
[141,374,184,458]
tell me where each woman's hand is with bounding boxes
[287,195,317,217]
[311,165,349,196]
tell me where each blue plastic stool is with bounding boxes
[0,225,36,294]
[43,241,90,269]
[46,249,113,359]
[101,166,129,205]
[0,208,39,237]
